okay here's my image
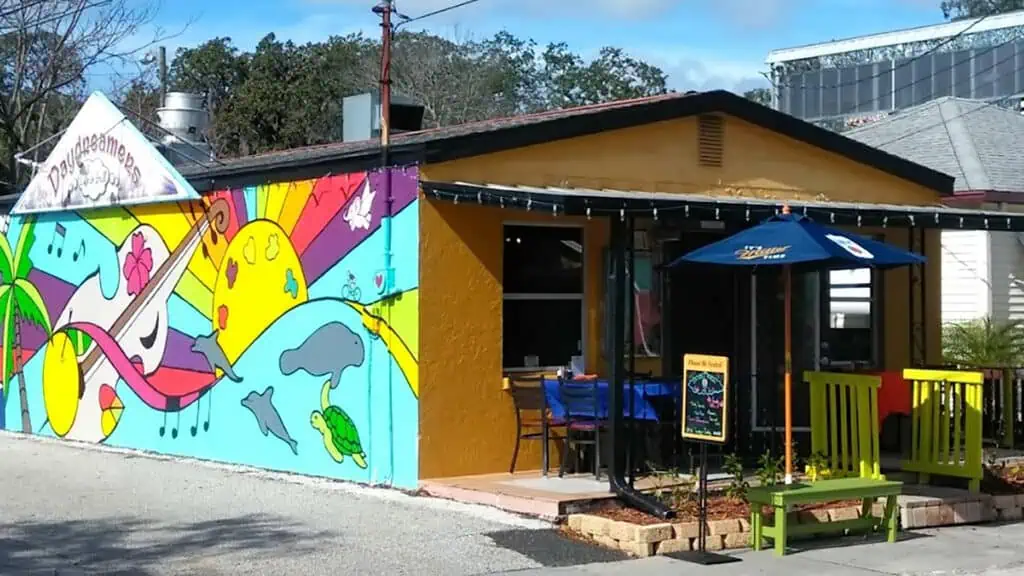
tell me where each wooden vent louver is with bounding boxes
[697,114,724,167]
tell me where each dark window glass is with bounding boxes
[821,69,839,116]
[877,62,893,110]
[821,268,877,368]
[895,58,914,109]
[997,43,1015,96]
[805,71,821,118]
[954,50,972,97]
[857,64,874,113]
[1016,41,1024,93]
[790,73,805,118]
[840,66,857,114]
[975,48,995,98]
[503,225,583,294]
[934,52,953,98]
[913,54,933,105]
[503,299,582,368]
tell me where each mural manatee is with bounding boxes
[1,167,421,488]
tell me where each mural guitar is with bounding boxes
[43,199,233,441]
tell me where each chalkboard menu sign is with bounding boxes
[681,354,729,443]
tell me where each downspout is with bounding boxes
[609,214,674,519]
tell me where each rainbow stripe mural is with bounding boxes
[1,167,420,488]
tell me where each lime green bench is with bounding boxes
[747,477,902,556]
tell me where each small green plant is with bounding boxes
[806,451,830,481]
[645,463,694,509]
[722,453,749,501]
[756,450,784,487]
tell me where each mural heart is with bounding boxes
[226,258,238,289]
[374,273,383,289]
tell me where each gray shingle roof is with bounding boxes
[845,97,1024,194]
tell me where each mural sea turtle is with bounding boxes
[310,380,367,468]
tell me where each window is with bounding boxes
[821,69,839,117]
[974,48,995,98]
[895,59,914,109]
[913,54,933,105]
[805,71,821,119]
[856,64,874,113]
[997,43,1015,97]
[954,50,972,98]
[502,225,584,369]
[820,268,880,369]
[934,52,953,98]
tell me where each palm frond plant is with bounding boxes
[0,217,52,433]
[942,316,1024,369]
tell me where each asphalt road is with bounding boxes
[5,432,1024,576]
[0,432,624,575]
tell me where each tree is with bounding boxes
[148,30,669,159]
[941,0,1024,19]
[0,216,51,433]
[743,88,772,107]
[0,0,176,186]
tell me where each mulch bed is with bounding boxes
[592,493,865,525]
[982,464,1024,495]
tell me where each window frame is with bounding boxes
[501,221,587,372]
[819,263,884,371]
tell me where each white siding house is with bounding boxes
[847,98,1024,326]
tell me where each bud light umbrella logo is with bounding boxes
[825,234,874,259]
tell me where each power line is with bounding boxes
[393,0,484,27]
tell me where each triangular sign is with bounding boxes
[13,91,201,215]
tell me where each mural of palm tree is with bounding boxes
[0,217,52,433]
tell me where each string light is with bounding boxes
[423,186,1024,232]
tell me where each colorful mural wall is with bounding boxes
[0,166,420,488]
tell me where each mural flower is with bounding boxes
[123,232,153,296]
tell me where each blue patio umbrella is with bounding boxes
[667,206,925,483]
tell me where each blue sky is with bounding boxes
[123,0,948,94]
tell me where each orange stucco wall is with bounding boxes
[418,114,944,480]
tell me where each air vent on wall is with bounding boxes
[697,114,724,167]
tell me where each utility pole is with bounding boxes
[373,0,393,147]
[373,0,394,299]
[158,45,168,107]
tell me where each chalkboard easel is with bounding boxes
[669,354,741,566]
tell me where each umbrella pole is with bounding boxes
[783,264,793,485]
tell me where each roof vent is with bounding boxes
[697,114,724,167]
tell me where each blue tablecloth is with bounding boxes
[542,379,679,422]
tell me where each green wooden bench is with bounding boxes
[747,477,902,556]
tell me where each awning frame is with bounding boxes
[421,180,1024,232]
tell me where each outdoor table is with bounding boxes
[541,378,677,421]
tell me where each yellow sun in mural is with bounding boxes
[211,220,308,363]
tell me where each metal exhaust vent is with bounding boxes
[697,114,724,167]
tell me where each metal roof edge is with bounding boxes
[766,10,1024,65]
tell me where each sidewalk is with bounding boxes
[494,521,1024,575]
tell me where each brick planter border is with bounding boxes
[568,493,1011,557]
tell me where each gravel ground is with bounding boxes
[0,432,625,576]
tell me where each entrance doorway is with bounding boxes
[660,230,751,463]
